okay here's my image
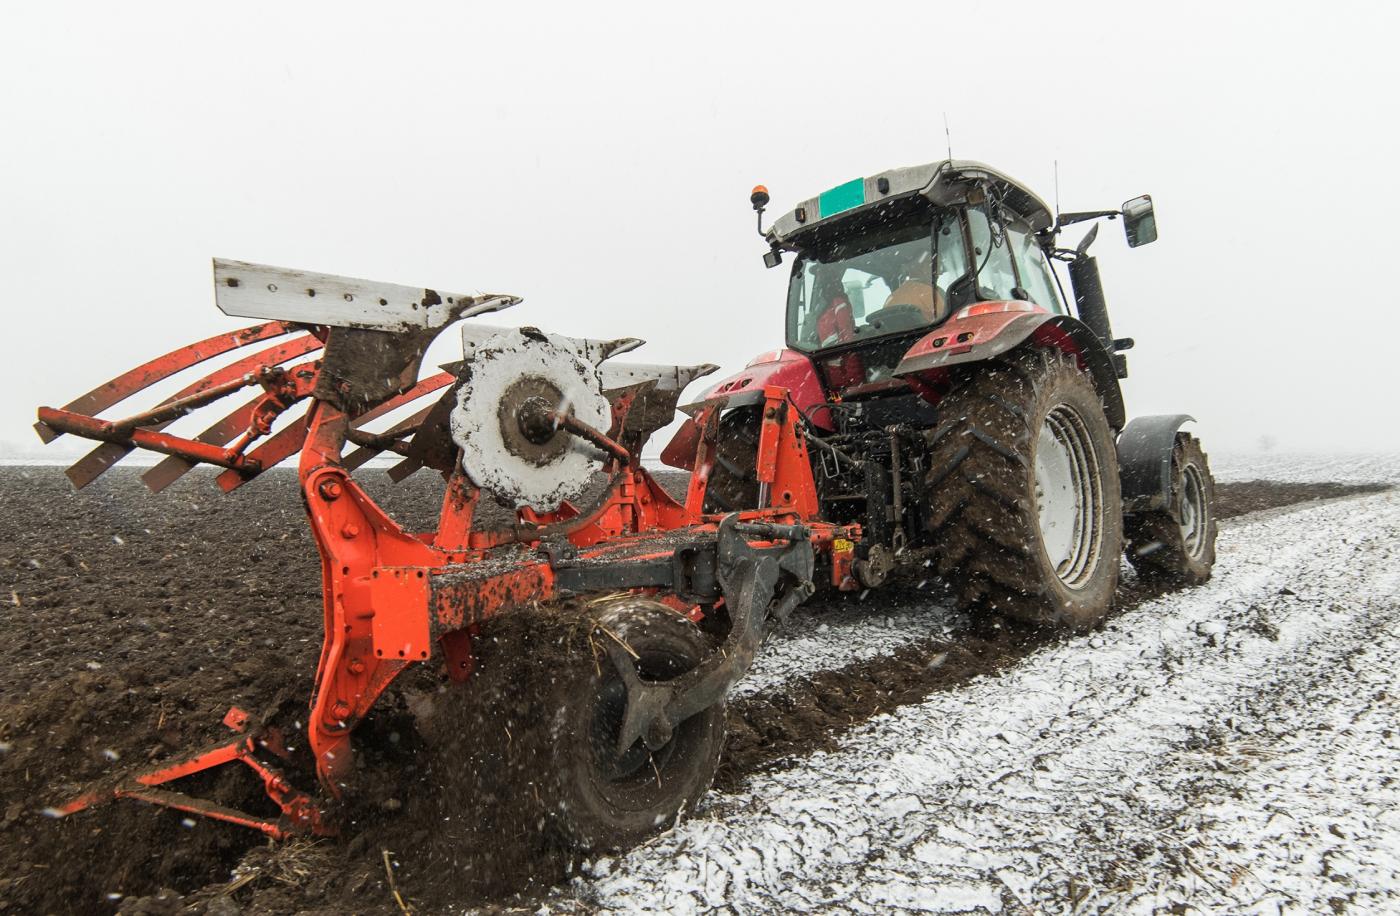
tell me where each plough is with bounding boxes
[40,258,859,844]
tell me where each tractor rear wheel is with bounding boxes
[924,347,1123,630]
[1125,433,1217,586]
[545,599,725,850]
[702,407,761,513]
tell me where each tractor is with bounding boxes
[664,159,1217,626]
[36,158,1215,852]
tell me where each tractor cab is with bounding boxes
[769,161,1066,396]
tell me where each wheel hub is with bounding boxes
[497,377,569,465]
[1034,404,1103,588]
[590,678,672,782]
[1179,463,1208,559]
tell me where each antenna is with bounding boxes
[943,113,953,162]
[1054,159,1061,225]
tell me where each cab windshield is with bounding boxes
[786,213,965,353]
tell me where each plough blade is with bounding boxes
[461,323,643,365]
[215,259,520,332]
[36,260,523,491]
[600,361,720,393]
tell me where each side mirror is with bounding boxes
[1121,194,1157,248]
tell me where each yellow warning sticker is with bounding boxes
[833,538,854,553]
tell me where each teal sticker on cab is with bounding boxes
[818,178,865,218]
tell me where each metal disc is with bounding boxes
[450,328,611,511]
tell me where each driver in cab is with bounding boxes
[881,247,944,323]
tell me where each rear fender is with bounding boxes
[660,349,830,470]
[894,303,1126,430]
[1118,414,1195,514]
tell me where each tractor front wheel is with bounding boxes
[1125,433,1217,586]
[924,347,1124,630]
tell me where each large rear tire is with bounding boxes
[1125,433,1217,586]
[545,600,725,850]
[924,347,1124,630]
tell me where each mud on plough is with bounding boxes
[38,259,860,843]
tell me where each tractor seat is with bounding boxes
[883,281,948,323]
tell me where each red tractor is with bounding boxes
[37,158,1215,850]
[665,159,1216,624]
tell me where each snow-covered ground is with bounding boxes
[732,586,960,700]
[731,453,1400,703]
[537,487,1400,914]
[1210,451,1400,485]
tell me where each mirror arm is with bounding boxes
[1055,209,1121,230]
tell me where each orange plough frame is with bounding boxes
[38,320,861,836]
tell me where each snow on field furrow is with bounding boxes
[1210,451,1400,484]
[731,487,1344,702]
[555,492,1400,915]
[729,591,960,699]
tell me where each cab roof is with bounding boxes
[766,159,1054,248]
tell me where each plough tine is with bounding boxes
[143,394,264,493]
[145,368,453,492]
[343,404,437,472]
[68,334,323,489]
[351,371,455,428]
[215,410,312,493]
[34,321,299,444]
[386,454,425,483]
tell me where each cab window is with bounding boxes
[965,203,1018,302]
[786,221,935,351]
[1008,224,1065,314]
[785,208,973,353]
[933,213,968,306]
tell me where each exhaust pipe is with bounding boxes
[1065,226,1129,379]
[1068,253,1113,350]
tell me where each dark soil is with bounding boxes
[0,467,1385,914]
[1211,479,1391,517]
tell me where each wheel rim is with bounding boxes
[1034,404,1104,589]
[1179,462,1208,559]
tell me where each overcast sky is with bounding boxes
[3,1,1398,464]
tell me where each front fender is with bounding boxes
[1119,414,1195,514]
[894,303,1126,430]
[659,348,830,470]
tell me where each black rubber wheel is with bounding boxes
[923,347,1124,630]
[702,407,761,513]
[545,600,725,850]
[1125,433,1217,586]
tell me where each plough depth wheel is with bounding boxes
[549,600,726,849]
